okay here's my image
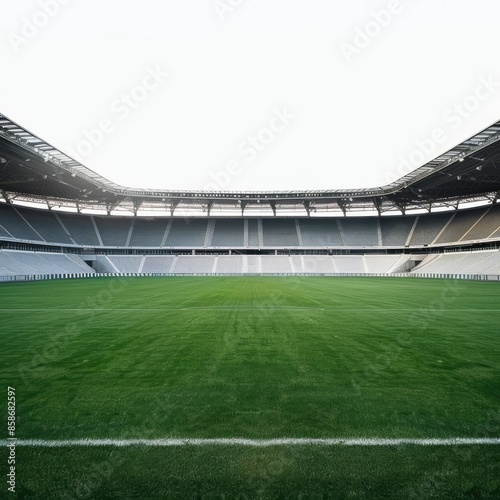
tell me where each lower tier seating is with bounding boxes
[2,250,499,277]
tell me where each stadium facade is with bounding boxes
[1,113,499,280]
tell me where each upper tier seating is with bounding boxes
[299,219,343,246]
[212,219,244,246]
[409,213,453,246]
[165,219,207,246]
[340,218,378,246]
[129,219,169,247]
[435,210,485,244]
[380,216,416,246]
[462,204,500,240]
[262,219,299,246]
[1,203,498,249]
[21,210,73,244]
[57,213,100,246]
[0,203,44,241]
[94,217,132,246]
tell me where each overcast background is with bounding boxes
[1,0,500,192]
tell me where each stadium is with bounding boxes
[1,113,500,280]
[1,110,500,499]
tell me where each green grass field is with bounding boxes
[1,276,499,499]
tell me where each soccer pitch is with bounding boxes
[1,276,499,499]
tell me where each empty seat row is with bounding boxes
[1,202,498,248]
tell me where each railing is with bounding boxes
[0,272,499,283]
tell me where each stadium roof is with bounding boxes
[1,113,500,217]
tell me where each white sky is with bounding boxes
[1,0,500,192]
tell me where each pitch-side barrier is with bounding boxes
[0,272,499,283]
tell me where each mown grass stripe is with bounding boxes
[1,308,500,312]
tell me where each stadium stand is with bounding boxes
[2,113,500,279]
[106,255,143,274]
[129,218,169,247]
[246,255,262,273]
[298,255,336,274]
[212,219,245,246]
[165,219,207,247]
[491,226,500,239]
[412,250,500,275]
[82,254,412,275]
[1,204,499,249]
[262,219,299,246]
[94,217,131,247]
[0,203,44,241]
[409,212,453,246]
[299,219,344,246]
[174,255,216,273]
[364,254,408,273]
[142,255,176,273]
[0,202,499,278]
[260,255,293,273]
[458,204,500,241]
[340,218,379,247]
[216,255,246,274]
[380,216,416,246]
[333,256,365,273]
[0,225,12,239]
[57,213,101,246]
[21,210,73,244]
[247,219,260,247]
[0,250,94,275]
[435,210,486,245]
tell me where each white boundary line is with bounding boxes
[4,438,500,447]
